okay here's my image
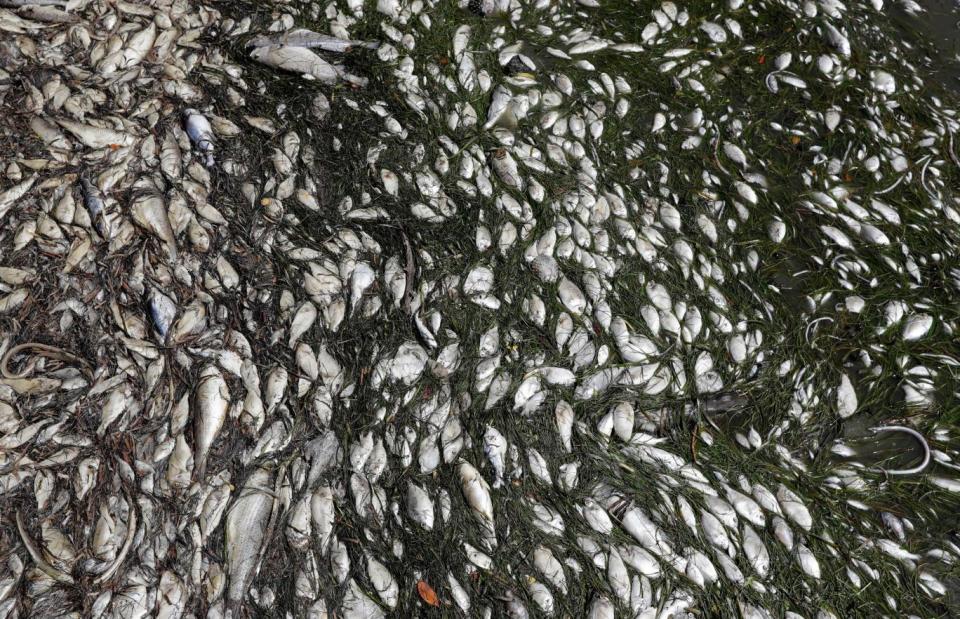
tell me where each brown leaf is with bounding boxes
[417,580,440,607]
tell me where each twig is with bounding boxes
[713,134,730,177]
[16,511,74,585]
[949,130,960,171]
[690,423,699,464]
[874,173,905,195]
[871,425,930,476]
[93,496,138,584]
[1,342,89,379]
[401,228,416,316]
[804,316,834,346]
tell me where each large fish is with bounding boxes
[247,28,379,53]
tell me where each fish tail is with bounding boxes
[195,457,207,481]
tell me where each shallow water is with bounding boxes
[900,0,960,89]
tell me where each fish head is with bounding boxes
[249,46,269,62]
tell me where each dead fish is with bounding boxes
[79,174,107,235]
[194,366,229,479]
[247,28,379,53]
[0,176,36,220]
[250,44,366,86]
[55,118,134,149]
[225,466,276,605]
[182,109,215,167]
[459,460,495,524]
[130,193,178,260]
[490,148,524,190]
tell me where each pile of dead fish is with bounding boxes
[1,0,960,617]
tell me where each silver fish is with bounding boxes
[194,366,229,479]
[247,28,379,53]
[225,466,276,605]
[182,109,215,167]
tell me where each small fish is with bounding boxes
[182,109,215,167]
[460,461,494,521]
[194,366,229,479]
[78,175,102,217]
[483,426,507,488]
[311,486,335,554]
[225,466,275,605]
[742,524,770,577]
[366,555,399,609]
[130,193,178,260]
[484,86,513,129]
[406,482,435,530]
[148,288,177,339]
[342,579,385,619]
[79,175,108,236]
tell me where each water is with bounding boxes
[209,0,960,614]
[899,0,960,90]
